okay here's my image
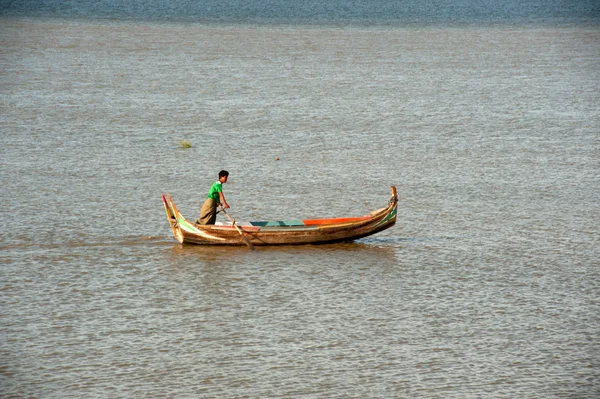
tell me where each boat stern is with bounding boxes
[162,194,184,243]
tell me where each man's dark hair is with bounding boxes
[219,170,229,178]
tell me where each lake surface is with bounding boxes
[1,14,599,398]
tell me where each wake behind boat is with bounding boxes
[162,186,397,246]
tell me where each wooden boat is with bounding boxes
[162,186,397,246]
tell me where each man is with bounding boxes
[197,170,230,225]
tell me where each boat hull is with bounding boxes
[162,187,397,246]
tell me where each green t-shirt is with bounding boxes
[207,181,223,202]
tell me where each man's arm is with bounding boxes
[219,191,230,209]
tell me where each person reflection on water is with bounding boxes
[196,170,230,225]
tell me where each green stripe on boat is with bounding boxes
[179,217,201,232]
[374,208,397,228]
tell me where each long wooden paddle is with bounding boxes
[220,208,255,250]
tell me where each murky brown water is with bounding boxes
[1,19,598,398]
